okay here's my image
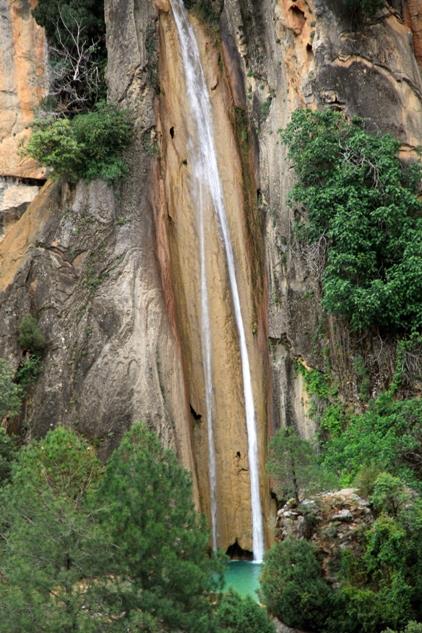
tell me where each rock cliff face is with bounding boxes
[0,0,421,554]
[0,0,47,236]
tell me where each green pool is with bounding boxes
[223,561,262,601]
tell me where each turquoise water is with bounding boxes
[223,561,262,601]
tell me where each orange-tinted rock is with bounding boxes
[0,0,48,180]
[157,12,272,553]
[405,0,422,65]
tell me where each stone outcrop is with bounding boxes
[0,0,47,236]
[276,489,374,583]
[0,0,422,556]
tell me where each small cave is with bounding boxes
[288,3,306,34]
[190,404,202,421]
[236,451,241,459]
[169,126,175,138]
[226,539,253,561]
[182,159,188,166]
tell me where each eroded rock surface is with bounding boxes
[276,489,374,583]
[0,0,47,233]
[1,0,422,555]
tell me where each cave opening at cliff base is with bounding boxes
[226,538,253,561]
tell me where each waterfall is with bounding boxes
[170,0,265,562]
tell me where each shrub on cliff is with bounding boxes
[25,101,133,183]
[321,396,422,492]
[281,109,422,333]
[0,358,22,420]
[18,315,46,354]
[261,539,334,631]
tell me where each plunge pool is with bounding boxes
[223,561,262,602]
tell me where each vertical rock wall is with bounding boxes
[156,5,272,552]
[0,0,47,235]
[1,0,422,555]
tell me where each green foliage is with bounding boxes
[216,591,275,633]
[281,109,422,333]
[296,363,347,439]
[333,483,422,632]
[95,422,223,633]
[0,427,104,632]
[25,101,133,183]
[0,424,224,632]
[370,473,412,517]
[15,355,42,389]
[32,0,106,113]
[18,315,46,353]
[383,624,422,633]
[0,358,22,420]
[33,0,104,46]
[0,428,17,487]
[261,539,334,631]
[321,396,422,491]
[353,355,371,401]
[268,426,332,502]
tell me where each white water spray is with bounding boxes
[170,0,264,562]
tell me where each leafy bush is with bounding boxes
[0,427,104,632]
[321,396,422,491]
[216,591,275,633]
[25,101,133,183]
[18,315,46,353]
[15,355,43,389]
[261,539,334,631]
[334,484,422,632]
[370,473,412,517]
[0,358,22,420]
[281,109,422,333]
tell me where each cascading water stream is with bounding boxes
[170,0,265,562]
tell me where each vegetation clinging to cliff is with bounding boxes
[281,109,422,333]
[25,102,133,183]
[0,359,22,421]
[32,0,106,114]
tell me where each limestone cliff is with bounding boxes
[0,0,47,236]
[0,0,421,555]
